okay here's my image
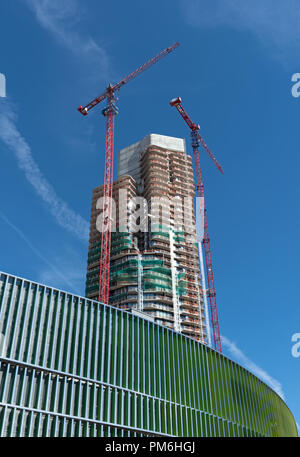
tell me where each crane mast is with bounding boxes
[78,43,179,304]
[170,97,223,352]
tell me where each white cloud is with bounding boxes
[0,100,89,241]
[183,0,300,64]
[221,335,285,400]
[25,0,110,78]
[0,210,79,292]
[38,245,86,294]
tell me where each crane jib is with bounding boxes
[78,42,180,115]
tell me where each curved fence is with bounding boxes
[0,272,297,437]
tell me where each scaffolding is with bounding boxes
[86,135,207,343]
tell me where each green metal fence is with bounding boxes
[0,272,297,437]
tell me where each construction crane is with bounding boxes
[170,96,223,353]
[78,42,180,304]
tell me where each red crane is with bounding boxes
[170,96,223,353]
[78,42,180,304]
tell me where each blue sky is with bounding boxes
[0,0,299,431]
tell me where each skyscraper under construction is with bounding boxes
[86,134,208,342]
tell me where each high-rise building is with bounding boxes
[86,134,207,342]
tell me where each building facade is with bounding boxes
[86,134,207,342]
[0,272,297,437]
